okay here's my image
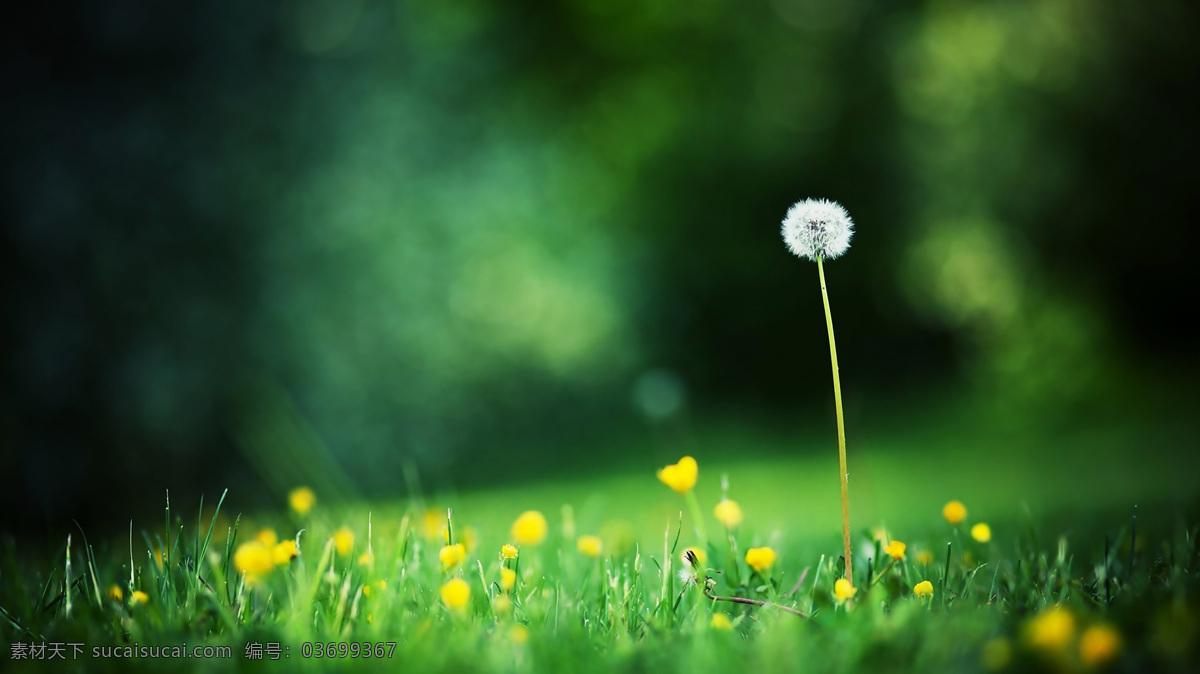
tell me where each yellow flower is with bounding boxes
[130,590,149,606]
[422,509,445,540]
[493,593,513,613]
[363,579,387,597]
[440,578,471,611]
[358,550,374,566]
[509,624,529,644]
[744,547,776,573]
[943,500,967,525]
[255,529,278,548]
[884,540,907,560]
[273,540,297,565]
[971,523,992,543]
[288,486,316,516]
[1079,624,1121,666]
[711,613,734,630]
[683,546,707,565]
[981,638,1012,671]
[656,456,698,493]
[913,580,934,597]
[511,511,548,546]
[106,585,123,602]
[501,544,519,560]
[833,578,857,603]
[500,568,517,592]
[459,526,479,552]
[916,550,934,565]
[440,543,467,569]
[1026,606,1076,651]
[713,499,743,528]
[577,535,603,558]
[233,541,275,577]
[333,527,355,556]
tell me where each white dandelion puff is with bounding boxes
[678,565,699,587]
[781,198,855,262]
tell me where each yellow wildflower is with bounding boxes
[917,550,934,565]
[233,541,275,577]
[362,580,387,597]
[577,535,603,558]
[943,500,967,525]
[501,544,519,560]
[106,585,123,602]
[833,578,857,603]
[459,526,479,552]
[255,529,278,548]
[744,547,776,573]
[288,486,316,516]
[273,540,297,565]
[130,590,149,606]
[981,638,1012,671]
[884,540,907,560]
[711,613,734,630]
[656,456,698,493]
[509,624,529,644]
[440,578,471,611]
[683,546,707,565]
[493,593,513,613]
[913,580,934,597]
[500,568,517,592]
[972,523,992,543]
[440,543,467,569]
[713,499,743,528]
[1026,606,1076,651]
[358,550,374,566]
[422,509,445,540]
[1080,624,1121,666]
[333,527,355,556]
[511,511,548,546]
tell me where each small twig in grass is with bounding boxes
[869,558,898,588]
[784,566,810,599]
[703,576,807,618]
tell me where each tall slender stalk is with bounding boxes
[817,257,852,581]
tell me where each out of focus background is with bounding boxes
[3,0,1198,536]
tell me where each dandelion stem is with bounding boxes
[817,256,852,582]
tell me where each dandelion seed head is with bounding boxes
[781,198,854,261]
[678,565,699,587]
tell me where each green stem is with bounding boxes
[817,257,853,582]
[684,490,708,546]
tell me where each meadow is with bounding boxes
[2,401,1197,673]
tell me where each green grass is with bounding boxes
[2,414,1199,673]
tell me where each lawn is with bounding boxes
[2,405,1198,673]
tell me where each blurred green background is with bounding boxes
[2,0,1198,535]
